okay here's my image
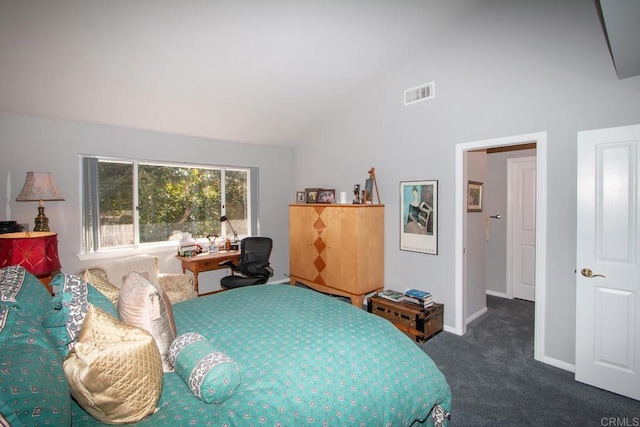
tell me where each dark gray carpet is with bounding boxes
[421,296,640,426]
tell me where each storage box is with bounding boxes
[368,296,443,343]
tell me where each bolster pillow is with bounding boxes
[168,333,241,404]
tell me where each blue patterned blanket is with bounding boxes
[72,284,451,425]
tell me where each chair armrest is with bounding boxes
[158,273,197,303]
[245,261,272,276]
[218,259,238,272]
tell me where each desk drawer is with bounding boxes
[196,259,216,269]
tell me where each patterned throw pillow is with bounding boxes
[0,265,52,323]
[0,305,71,426]
[118,271,176,372]
[42,274,119,356]
[168,332,241,404]
[64,305,163,424]
[79,269,120,307]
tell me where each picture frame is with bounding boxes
[400,180,438,255]
[467,181,483,212]
[364,178,374,204]
[317,189,336,204]
[305,188,320,203]
[296,191,306,203]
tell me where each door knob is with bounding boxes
[580,268,605,278]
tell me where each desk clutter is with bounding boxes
[178,233,239,257]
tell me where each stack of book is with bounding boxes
[403,288,433,308]
[378,288,434,308]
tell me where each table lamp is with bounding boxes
[16,172,65,232]
[219,215,238,240]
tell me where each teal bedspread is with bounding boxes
[72,284,451,426]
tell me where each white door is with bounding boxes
[508,157,536,301]
[576,124,640,400]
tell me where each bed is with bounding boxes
[0,266,451,426]
[74,284,450,426]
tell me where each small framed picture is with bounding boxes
[296,191,306,203]
[467,181,483,212]
[305,189,319,203]
[317,189,336,204]
[364,178,374,204]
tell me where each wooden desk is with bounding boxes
[176,250,240,296]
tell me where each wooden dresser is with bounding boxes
[289,204,384,307]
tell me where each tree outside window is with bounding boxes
[82,157,250,252]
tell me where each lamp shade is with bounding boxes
[16,172,65,202]
[0,232,61,276]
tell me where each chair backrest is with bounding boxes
[238,237,273,277]
[80,255,160,289]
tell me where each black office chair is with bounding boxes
[220,237,273,290]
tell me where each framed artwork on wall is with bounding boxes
[400,180,438,255]
[467,181,483,212]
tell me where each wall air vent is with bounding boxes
[404,81,435,106]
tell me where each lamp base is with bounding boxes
[36,270,60,295]
[34,206,50,232]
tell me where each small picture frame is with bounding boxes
[317,189,336,204]
[305,188,319,203]
[364,178,374,204]
[467,181,483,212]
[296,191,306,203]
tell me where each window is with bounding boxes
[81,156,255,253]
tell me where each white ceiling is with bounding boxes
[0,0,482,147]
[1,1,636,147]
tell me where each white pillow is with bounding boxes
[117,271,176,372]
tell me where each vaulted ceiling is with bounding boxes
[0,1,636,147]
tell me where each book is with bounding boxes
[402,288,433,308]
[405,288,432,300]
[378,289,406,302]
[402,296,434,308]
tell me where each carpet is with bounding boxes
[421,296,640,426]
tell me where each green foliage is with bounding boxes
[97,161,248,244]
[98,162,133,224]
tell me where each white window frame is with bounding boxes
[78,155,257,260]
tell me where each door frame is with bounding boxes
[455,131,548,364]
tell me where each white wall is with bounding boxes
[292,0,640,366]
[465,150,487,320]
[0,113,293,294]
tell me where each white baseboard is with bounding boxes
[536,354,575,373]
[466,306,488,325]
[443,324,460,335]
[486,290,509,298]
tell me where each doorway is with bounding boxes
[455,131,548,365]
